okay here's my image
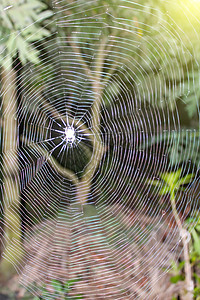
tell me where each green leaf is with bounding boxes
[170,274,184,284]
[25,0,47,11]
[193,273,200,284]
[38,10,53,22]
[25,46,40,65]
[191,229,200,255]
[41,289,50,298]
[170,259,185,273]
[177,260,185,271]
[51,280,63,293]
[16,36,29,64]
[159,185,170,195]
[65,279,79,291]
[161,169,182,188]
[0,0,53,68]
[177,173,194,186]
[16,35,40,65]
[22,25,50,42]
[6,34,17,56]
[195,225,200,232]
[74,295,84,299]
[194,286,200,298]
[2,53,13,70]
[147,179,160,187]
[1,11,13,29]
[170,260,178,272]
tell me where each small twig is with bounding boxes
[170,192,193,300]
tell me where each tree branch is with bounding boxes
[68,38,93,82]
[21,139,79,186]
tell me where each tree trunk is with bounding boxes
[0,67,22,280]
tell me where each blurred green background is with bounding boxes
[0,0,200,299]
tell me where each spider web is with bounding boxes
[0,0,200,299]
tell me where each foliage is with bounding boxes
[55,0,200,125]
[188,217,200,299]
[149,169,194,299]
[170,215,200,299]
[135,0,200,119]
[150,170,200,299]
[0,0,53,68]
[148,168,194,196]
[143,129,200,167]
[53,0,174,107]
[170,260,185,284]
[33,279,83,300]
[0,0,199,295]
[186,215,200,264]
[0,0,53,282]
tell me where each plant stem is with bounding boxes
[171,190,193,300]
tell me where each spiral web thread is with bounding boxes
[0,0,200,299]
